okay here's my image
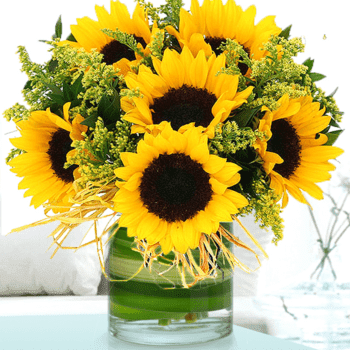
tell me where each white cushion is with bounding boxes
[0,222,103,296]
[232,215,273,297]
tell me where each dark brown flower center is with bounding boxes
[139,153,213,222]
[47,129,77,183]
[204,36,250,75]
[100,36,147,65]
[150,85,217,131]
[266,119,301,179]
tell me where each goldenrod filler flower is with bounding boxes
[59,0,158,75]
[121,46,253,137]
[8,103,87,212]
[166,0,281,74]
[254,95,344,208]
[113,123,248,254]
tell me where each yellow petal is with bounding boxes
[115,197,143,213]
[123,172,143,192]
[170,222,188,254]
[293,165,331,182]
[136,213,160,239]
[223,189,249,209]
[193,210,213,235]
[212,162,241,182]
[289,175,324,200]
[189,142,210,164]
[189,50,208,89]
[183,219,201,250]
[212,194,239,215]
[169,131,188,153]
[205,200,232,222]
[114,165,137,181]
[203,154,226,174]
[146,220,168,245]
[205,0,224,37]
[161,49,185,88]
[301,146,343,162]
[118,209,145,228]
[209,177,227,195]
[236,5,256,44]
[160,233,173,255]
[264,151,284,164]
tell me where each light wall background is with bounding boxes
[1,0,349,292]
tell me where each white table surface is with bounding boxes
[0,295,314,350]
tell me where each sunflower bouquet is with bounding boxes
[3,0,345,341]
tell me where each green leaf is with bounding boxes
[309,72,326,82]
[329,118,340,128]
[321,125,330,134]
[70,99,82,109]
[66,33,77,42]
[325,129,343,146]
[23,80,33,90]
[53,16,63,40]
[46,77,83,110]
[70,74,84,98]
[63,81,77,102]
[302,58,314,73]
[80,114,99,128]
[327,87,338,98]
[48,59,59,73]
[279,25,292,40]
[232,106,261,128]
[48,93,66,106]
[45,82,63,96]
[98,89,121,128]
[48,104,63,118]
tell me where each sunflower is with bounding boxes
[112,122,248,254]
[8,103,87,212]
[254,95,344,208]
[166,0,281,74]
[121,46,253,137]
[59,0,159,76]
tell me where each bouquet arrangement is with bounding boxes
[4,0,344,291]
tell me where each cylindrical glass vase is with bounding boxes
[108,224,233,346]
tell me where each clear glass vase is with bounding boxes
[107,224,233,346]
[257,250,350,350]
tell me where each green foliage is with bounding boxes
[279,25,292,40]
[39,16,62,42]
[135,0,161,23]
[67,119,137,188]
[210,121,264,156]
[3,103,30,123]
[232,106,261,128]
[159,0,184,29]
[53,16,63,40]
[135,0,183,30]
[249,36,308,106]
[300,57,326,84]
[218,39,250,86]
[5,148,25,164]
[147,30,165,60]
[46,73,85,116]
[239,178,285,244]
[299,58,343,139]
[324,129,343,146]
[50,43,120,121]
[81,88,121,130]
